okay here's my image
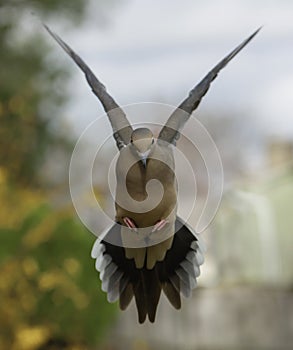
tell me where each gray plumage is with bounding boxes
[44,24,261,323]
[95,253,111,272]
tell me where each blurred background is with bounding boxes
[0,0,292,349]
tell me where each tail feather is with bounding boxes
[119,282,133,310]
[134,274,147,323]
[162,281,181,309]
[143,267,161,323]
[168,274,181,294]
[91,217,205,323]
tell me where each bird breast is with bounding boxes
[115,145,177,227]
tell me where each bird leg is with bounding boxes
[152,219,169,232]
[123,217,138,233]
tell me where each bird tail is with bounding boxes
[91,217,205,323]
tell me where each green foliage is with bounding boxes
[0,1,118,349]
[0,178,117,349]
[0,0,90,186]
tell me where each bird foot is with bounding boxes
[152,219,169,232]
[123,217,138,232]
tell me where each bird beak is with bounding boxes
[141,157,147,167]
[137,150,151,168]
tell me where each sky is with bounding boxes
[44,0,293,141]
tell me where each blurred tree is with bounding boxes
[0,1,119,349]
[0,175,117,349]
[0,0,90,187]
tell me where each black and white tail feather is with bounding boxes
[91,217,205,323]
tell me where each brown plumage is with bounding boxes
[45,24,261,322]
[115,130,177,269]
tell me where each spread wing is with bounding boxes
[44,24,133,150]
[158,27,261,146]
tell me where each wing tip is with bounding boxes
[245,26,262,45]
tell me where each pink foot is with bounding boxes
[152,219,169,232]
[123,217,138,232]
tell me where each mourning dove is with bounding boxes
[45,25,261,323]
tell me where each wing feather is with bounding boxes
[158,28,261,145]
[44,24,133,149]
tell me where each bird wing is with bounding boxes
[44,24,133,150]
[158,27,261,146]
[91,218,205,323]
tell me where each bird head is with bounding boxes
[130,128,154,166]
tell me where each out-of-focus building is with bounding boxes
[106,140,293,350]
[214,140,293,287]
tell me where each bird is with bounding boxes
[44,24,261,323]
